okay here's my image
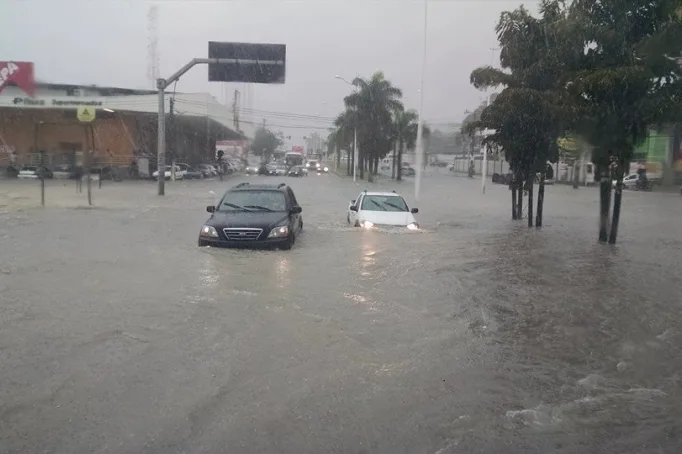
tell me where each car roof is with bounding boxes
[229,183,289,192]
[362,191,404,197]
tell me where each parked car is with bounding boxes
[18,165,52,179]
[197,164,218,177]
[176,163,204,179]
[152,165,185,180]
[402,166,416,177]
[612,173,639,189]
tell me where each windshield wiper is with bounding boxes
[382,201,406,211]
[368,199,387,211]
[222,203,249,210]
[243,205,274,212]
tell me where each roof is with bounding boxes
[36,81,158,96]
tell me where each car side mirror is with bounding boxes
[350,206,358,212]
[291,206,302,214]
[411,208,419,214]
[351,200,356,204]
[206,205,215,213]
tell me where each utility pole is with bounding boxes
[169,97,176,181]
[414,0,428,201]
[156,56,284,195]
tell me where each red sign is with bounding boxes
[0,61,35,97]
[291,146,304,153]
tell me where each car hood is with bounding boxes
[360,211,416,226]
[207,211,289,228]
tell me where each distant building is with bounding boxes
[0,79,250,172]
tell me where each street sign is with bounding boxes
[208,42,286,84]
[76,106,96,122]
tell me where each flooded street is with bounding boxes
[1,173,681,453]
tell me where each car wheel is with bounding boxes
[299,220,303,231]
[354,220,360,227]
[347,214,350,224]
[281,233,294,250]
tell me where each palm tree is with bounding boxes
[393,110,419,181]
[333,109,358,176]
[344,72,404,181]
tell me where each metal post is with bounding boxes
[83,125,92,206]
[353,127,358,182]
[157,78,166,195]
[39,149,45,207]
[414,0,428,202]
[482,143,487,194]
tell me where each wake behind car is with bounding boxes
[347,190,419,230]
[199,182,303,249]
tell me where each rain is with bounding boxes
[1,1,682,453]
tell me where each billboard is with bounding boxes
[0,61,35,97]
[208,42,286,84]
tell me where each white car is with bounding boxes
[152,165,185,180]
[347,190,419,230]
[613,173,639,189]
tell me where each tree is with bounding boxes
[565,0,682,244]
[250,127,283,162]
[466,1,568,226]
[333,109,358,176]
[393,110,419,180]
[344,72,404,182]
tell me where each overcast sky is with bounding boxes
[1,0,539,147]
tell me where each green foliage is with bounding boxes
[467,0,569,179]
[251,127,283,160]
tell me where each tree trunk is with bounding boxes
[608,161,625,244]
[535,172,546,227]
[336,146,341,170]
[572,160,580,189]
[511,175,518,220]
[359,152,364,180]
[527,175,534,227]
[391,142,397,179]
[598,168,611,243]
[396,140,403,181]
[516,173,523,220]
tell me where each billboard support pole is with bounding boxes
[156,57,283,196]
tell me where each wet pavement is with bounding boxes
[1,172,681,453]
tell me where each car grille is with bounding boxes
[223,228,263,241]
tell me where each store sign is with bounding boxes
[0,61,35,97]
[11,97,103,107]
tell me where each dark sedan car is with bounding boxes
[198,182,303,250]
[288,165,308,177]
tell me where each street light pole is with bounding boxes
[414,0,428,202]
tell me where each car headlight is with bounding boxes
[362,220,374,229]
[407,222,419,231]
[324,167,329,172]
[305,163,310,168]
[200,225,219,237]
[268,225,289,238]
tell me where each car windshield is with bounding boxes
[22,167,37,171]
[361,195,408,212]
[219,190,287,212]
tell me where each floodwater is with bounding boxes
[1,172,681,453]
